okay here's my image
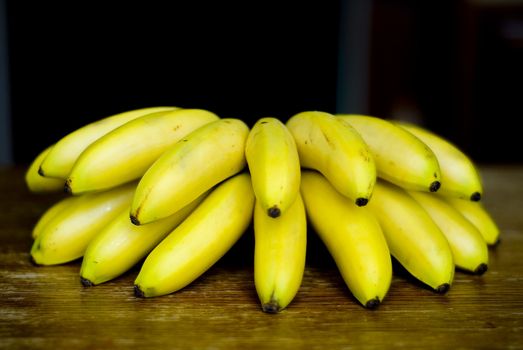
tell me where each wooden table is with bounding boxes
[1,165,522,349]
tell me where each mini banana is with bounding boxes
[396,122,483,201]
[366,180,454,293]
[338,114,441,193]
[286,111,376,206]
[409,191,488,274]
[254,194,306,313]
[130,118,249,225]
[39,106,177,179]
[300,171,392,308]
[134,173,254,298]
[66,109,219,194]
[445,197,500,245]
[32,196,79,239]
[80,193,207,286]
[25,145,64,193]
[30,183,135,265]
[246,117,301,218]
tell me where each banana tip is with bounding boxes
[267,206,281,218]
[64,180,73,194]
[470,192,482,201]
[429,181,441,192]
[262,301,281,313]
[130,215,141,226]
[355,198,368,207]
[134,285,145,298]
[37,166,45,177]
[80,277,95,287]
[365,298,380,309]
[474,263,488,275]
[435,283,450,294]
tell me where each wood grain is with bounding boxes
[1,165,522,349]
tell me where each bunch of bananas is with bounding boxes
[26,107,500,313]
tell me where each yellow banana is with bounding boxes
[80,193,207,286]
[338,114,441,193]
[409,191,488,274]
[300,171,392,308]
[286,111,376,206]
[254,194,306,313]
[134,173,254,298]
[245,117,301,218]
[32,196,79,239]
[366,180,454,293]
[396,122,483,201]
[66,109,219,194]
[130,118,249,225]
[445,197,500,245]
[25,145,64,193]
[39,106,177,179]
[30,183,135,265]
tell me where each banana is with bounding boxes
[25,145,64,193]
[245,117,301,218]
[30,183,135,265]
[65,109,219,194]
[300,171,392,308]
[409,191,488,274]
[39,106,177,179]
[445,197,500,245]
[134,173,254,298]
[254,194,306,313]
[337,114,441,193]
[396,122,483,201]
[366,180,454,293]
[32,196,79,239]
[130,118,249,225]
[80,193,207,286]
[286,111,376,206]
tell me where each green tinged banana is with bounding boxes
[338,114,441,193]
[130,118,249,225]
[66,109,219,194]
[254,194,306,313]
[134,173,254,298]
[366,180,454,293]
[286,111,376,206]
[300,171,392,308]
[246,117,301,218]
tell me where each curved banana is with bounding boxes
[80,192,207,286]
[396,122,483,201]
[409,191,488,274]
[66,109,219,194]
[286,111,376,206]
[445,197,500,245]
[30,183,135,265]
[134,173,254,298]
[254,194,306,313]
[300,171,391,308]
[130,118,249,225]
[246,117,301,218]
[337,114,441,193]
[366,180,454,293]
[25,145,64,193]
[32,196,79,239]
[39,106,177,179]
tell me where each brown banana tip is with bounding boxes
[262,301,281,314]
[134,285,145,298]
[37,166,45,176]
[492,237,502,247]
[130,215,140,226]
[435,283,450,294]
[267,206,281,218]
[365,297,380,309]
[80,277,94,287]
[429,181,441,192]
[64,180,72,194]
[355,197,368,207]
[474,263,488,275]
[470,192,482,201]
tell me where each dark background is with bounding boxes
[3,0,523,164]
